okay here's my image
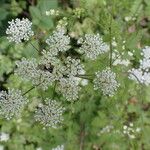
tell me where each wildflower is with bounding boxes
[35,99,65,128]
[78,33,109,60]
[46,27,70,55]
[15,58,54,90]
[52,145,64,150]
[46,9,59,16]
[112,50,130,66]
[0,133,9,142]
[94,68,119,96]
[129,46,150,85]
[81,79,88,86]
[6,18,34,43]
[0,89,28,120]
[63,56,85,77]
[123,123,141,139]
[57,77,81,101]
[40,50,60,69]
[15,57,38,81]
[99,125,114,134]
[57,17,68,29]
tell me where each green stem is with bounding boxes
[52,82,57,99]
[29,42,40,52]
[109,15,113,68]
[22,83,41,96]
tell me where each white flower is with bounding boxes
[58,77,81,101]
[46,9,59,16]
[122,123,141,139]
[56,17,68,29]
[81,79,88,86]
[40,50,60,69]
[112,50,130,66]
[0,133,9,142]
[136,128,141,132]
[15,58,54,90]
[0,89,28,120]
[52,145,64,150]
[34,70,55,90]
[15,57,38,81]
[35,99,65,128]
[63,56,85,77]
[123,125,127,130]
[46,27,70,55]
[129,123,133,127]
[124,16,136,22]
[100,125,114,134]
[78,33,109,60]
[129,46,150,85]
[129,134,135,139]
[94,68,119,96]
[6,18,34,43]
[112,37,117,47]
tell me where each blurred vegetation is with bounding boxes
[0,0,150,150]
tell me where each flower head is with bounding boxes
[46,27,70,55]
[94,68,119,96]
[35,99,65,128]
[52,145,64,150]
[57,77,81,101]
[0,89,28,120]
[15,58,54,90]
[63,56,85,77]
[6,18,34,43]
[78,33,109,60]
[129,46,150,85]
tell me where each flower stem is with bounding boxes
[22,83,41,96]
[29,42,40,52]
[109,15,113,68]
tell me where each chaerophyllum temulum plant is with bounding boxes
[1,9,150,141]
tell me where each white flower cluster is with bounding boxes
[63,56,84,76]
[57,17,68,29]
[15,58,54,90]
[46,27,70,55]
[58,77,81,101]
[56,57,84,101]
[0,132,9,142]
[78,33,109,60]
[0,89,28,120]
[129,46,150,85]
[124,16,136,22]
[98,125,114,135]
[35,99,65,128]
[123,123,141,139]
[15,57,38,81]
[52,145,64,150]
[94,68,120,96]
[46,9,59,16]
[112,50,131,67]
[6,18,34,43]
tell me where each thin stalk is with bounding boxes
[109,15,113,68]
[22,83,41,96]
[52,82,57,99]
[76,75,93,81]
[29,42,40,52]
